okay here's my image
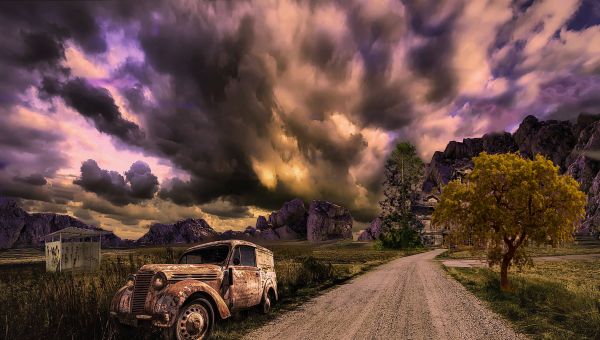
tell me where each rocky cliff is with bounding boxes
[251,198,353,242]
[0,197,354,248]
[135,198,352,245]
[136,218,218,245]
[306,200,353,242]
[0,198,125,249]
[423,114,600,234]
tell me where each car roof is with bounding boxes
[185,239,273,255]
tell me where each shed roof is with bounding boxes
[45,227,109,240]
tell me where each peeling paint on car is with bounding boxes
[110,240,277,338]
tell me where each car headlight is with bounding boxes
[126,274,135,288]
[151,272,167,291]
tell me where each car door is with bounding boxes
[230,245,261,309]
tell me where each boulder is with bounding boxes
[357,217,383,241]
[258,228,279,241]
[306,200,353,242]
[244,226,258,235]
[255,216,270,230]
[267,198,308,235]
[274,225,300,240]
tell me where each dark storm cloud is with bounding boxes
[405,0,460,103]
[13,174,47,186]
[200,200,252,219]
[42,77,145,145]
[0,110,67,203]
[73,208,101,226]
[300,30,354,82]
[0,1,106,106]
[20,31,66,66]
[347,3,412,129]
[3,0,599,230]
[566,0,600,31]
[74,160,159,206]
[125,161,160,200]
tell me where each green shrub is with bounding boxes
[377,226,422,249]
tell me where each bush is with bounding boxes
[297,256,334,286]
[377,226,421,249]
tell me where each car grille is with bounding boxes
[131,271,153,314]
[170,273,218,281]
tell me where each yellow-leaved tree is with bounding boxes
[432,153,586,290]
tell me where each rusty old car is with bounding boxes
[110,240,278,339]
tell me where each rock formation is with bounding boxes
[357,217,383,241]
[306,200,353,242]
[0,198,125,249]
[0,196,355,248]
[136,218,217,245]
[423,113,600,235]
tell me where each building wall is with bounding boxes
[45,240,101,272]
[45,241,61,272]
[61,241,100,271]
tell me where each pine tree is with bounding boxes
[379,142,424,234]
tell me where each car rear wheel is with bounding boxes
[260,289,275,314]
[166,297,214,340]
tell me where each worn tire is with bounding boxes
[260,289,276,314]
[164,297,214,340]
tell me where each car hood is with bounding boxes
[138,264,223,280]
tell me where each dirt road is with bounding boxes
[245,249,524,340]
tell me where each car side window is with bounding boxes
[240,246,256,267]
[230,245,256,267]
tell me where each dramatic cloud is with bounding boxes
[43,77,144,145]
[1,0,600,238]
[74,160,159,206]
[13,174,47,186]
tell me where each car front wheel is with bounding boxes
[166,297,214,340]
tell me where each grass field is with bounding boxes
[0,240,424,340]
[445,260,600,339]
[438,236,600,260]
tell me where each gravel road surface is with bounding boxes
[245,249,525,340]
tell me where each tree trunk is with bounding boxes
[500,253,512,291]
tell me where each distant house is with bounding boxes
[44,227,107,272]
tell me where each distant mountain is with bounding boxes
[0,197,355,248]
[135,199,354,245]
[0,198,126,249]
[136,218,218,245]
[423,113,600,235]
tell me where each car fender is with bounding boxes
[154,279,231,326]
[110,285,133,314]
[262,278,278,301]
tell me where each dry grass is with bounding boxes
[0,241,422,340]
[439,237,600,260]
[445,260,600,339]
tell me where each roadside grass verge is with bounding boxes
[438,240,600,260]
[445,260,600,339]
[0,241,425,340]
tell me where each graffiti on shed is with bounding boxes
[44,227,107,272]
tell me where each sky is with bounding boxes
[1,0,600,239]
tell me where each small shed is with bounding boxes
[44,227,107,272]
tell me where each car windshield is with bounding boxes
[179,245,230,265]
